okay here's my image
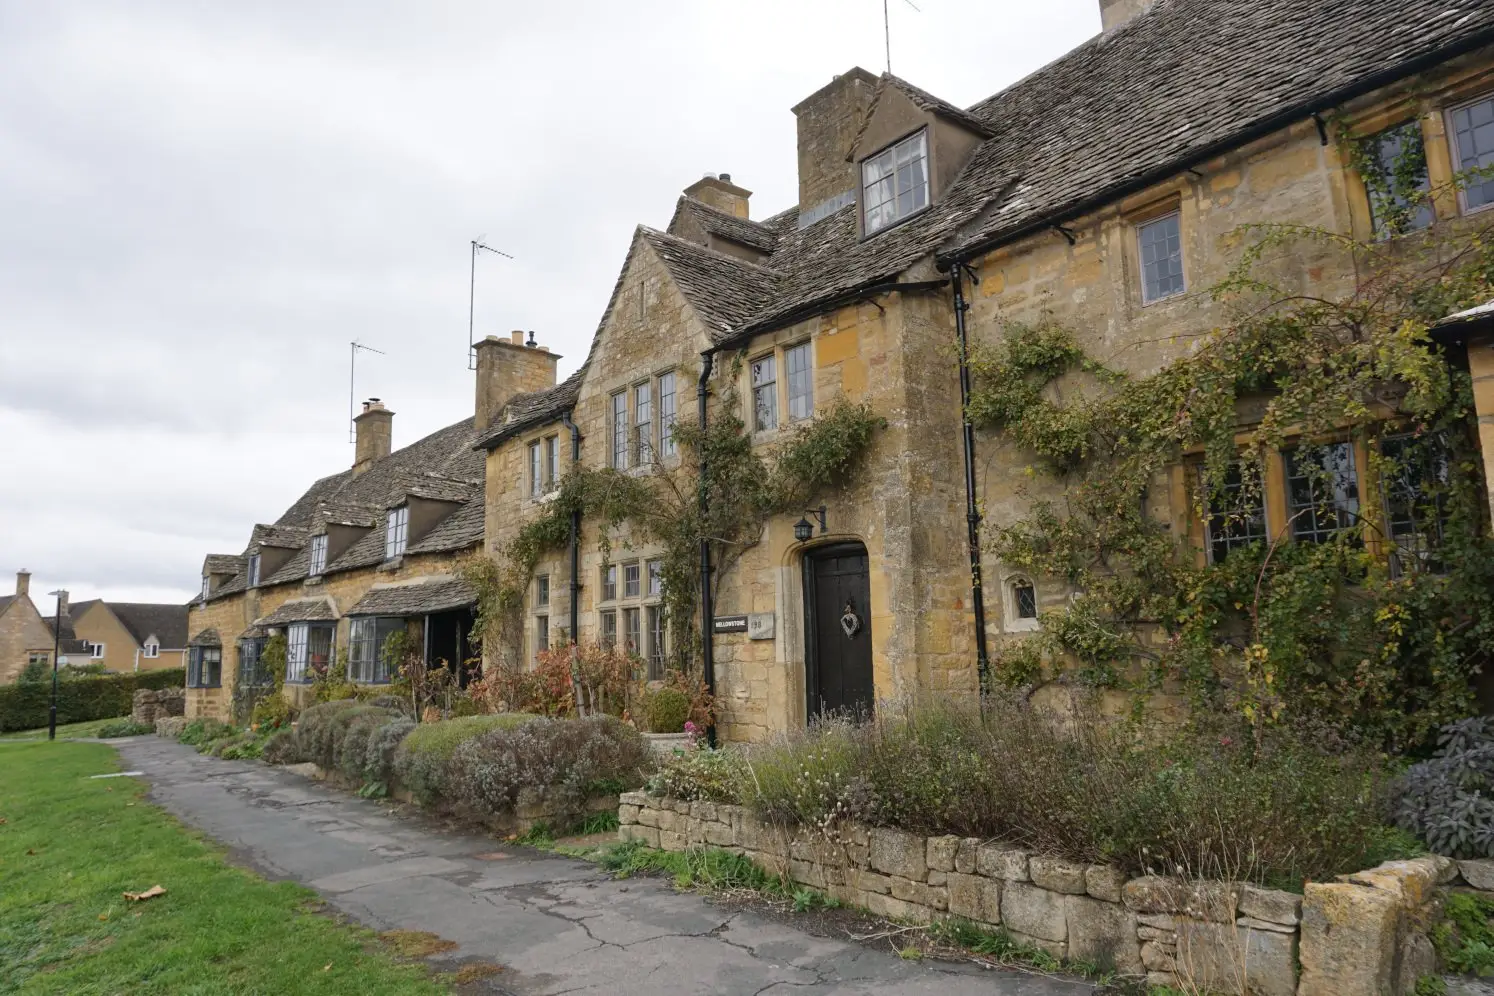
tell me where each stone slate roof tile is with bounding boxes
[251,524,309,551]
[255,597,339,627]
[189,627,221,647]
[203,554,243,575]
[666,197,780,254]
[346,576,477,617]
[109,603,189,649]
[473,361,585,451]
[407,497,485,556]
[848,73,994,161]
[389,472,477,505]
[640,228,781,340]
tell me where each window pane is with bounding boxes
[752,354,777,432]
[862,130,928,234]
[1138,213,1185,303]
[646,606,665,680]
[600,610,617,649]
[545,436,559,489]
[1286,443,1361,544]
[659,373,677,456]
[1013,582,1037,619]
[537,574,550,607]
[624,607,641,655]
[1381,432,1452,574]
[611,392,628,469]
[1200,462,1269,563]
[536,615,549,658]
[646,559,663,596]
[623,562,641,598]
[529,441,542,497]
[287,623,308,683]
[1360,121,1434,236]
[601,565,617,601]
[1454,97,1494,209]
[634,382,652,464]
[786,342,813,421]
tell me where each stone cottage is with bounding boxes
[476,0,1494,741]
[184,333,560,720]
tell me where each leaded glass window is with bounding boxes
[786,342,813,422]
[751,354,777,432]
[1138,212,1185,303]
[1200,462,1269,563]
[1451,95,1494,211]
[1286,443,1361,544]
[862,130,929,235]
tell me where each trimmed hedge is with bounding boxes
[0,668,184,733]
[393,714,535,804]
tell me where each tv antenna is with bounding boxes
[468,238,514,369]
[348,340,387,443]
[883,0,921,73]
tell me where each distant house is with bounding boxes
[68,599,188,674]
[0,571,67,682]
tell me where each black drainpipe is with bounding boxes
[696,350,717,742]
[560,410,582,646]
[950,266,991,687]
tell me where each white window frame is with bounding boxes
[528,440,544,498]
[143,642,160,659]
[750,353,778,432]
[201,576,210,601]
[247,553,261,587]
[610,391,629,469]
[1004,575,1041,633]
[286,623,309,683]
[348,616,401,684]
[89,642,106,659]
[658,371,678,457]
[861,128,930,236]
[600,564,617,602]
[544,434,559,491]
[1447,92,1494,216]
[786,341,813,422]
[634,381,653,465]
[385,506,409,560]
[623,560,641,599]
[536,574,550,608]
[309,534,328,576]
[1137,211,1186,304]
[535,613,549,660]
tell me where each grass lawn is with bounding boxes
[0,718,117,740]
[0,742,450,995]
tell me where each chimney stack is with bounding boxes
[1099,0,1156,32]
[683,174,752,219]
[15,570,29,597]
[55,590,69,617]
[474,332,560,432]
[353,398,395,476]
[792,68,878,217]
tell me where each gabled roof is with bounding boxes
[639,228,781,339]
[107,602,189,650]
[0,594,13,617]
[254,597,339,627]
[189,627,220,647]
[847,73,995,161]
[346,576,477,617]
[203,554,243,576]
[666,197,780,254]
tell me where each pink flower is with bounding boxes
[684,721,698,735]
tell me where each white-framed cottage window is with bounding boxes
[786,341,813,421]
[862,129,929,235]
[349,616,401,684]
[1004,576,1041,632]
[89,642,106,659]
[309,534,328,576]
[623,561,641,599]
[658,371,677,456]
[646,559,663,597]
[385,506,409,559]
[600,609,618,649]
[247,553,261,587]
[544,434,559,491]
[600,564,617,602]
[610,391,629,469]
[238,637,268,687]
[751,354,777,432]
[201,576,210,601]
[143,641,159,659]
[188,645,221,687]
[646,605,666,679]
[286,623,309,683]
[285,622,335,683]
[1138,212,1185,303]
[1449,93,1494,213]
[623,607,641,655]
[535,613,550,660]
[634,381,653,465]
[536,574,550,608]
[528,440,543,498]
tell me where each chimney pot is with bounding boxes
[352,399,395,475]
[719,172,731,182]
[510,330,525,345]
[474,332,561,431]
[683,174,753,220]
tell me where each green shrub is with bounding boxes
[96,719,155,738]
[729,696,1400,888]
[249,693,294,731]
[362,717,415,787]
[1395,717,1494,858]
[0,668,184,732]
[645,688,690,734]
[179,718,232,747]
[646,748,745,802]
[392,714,535,805]
[1432,891,1494,977]
[261,728,303,766]
[293,701,398,773]
[447,714,653,824]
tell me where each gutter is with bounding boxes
[560,410,582,646]
[696,350,717,744]
[935,23,1494,272]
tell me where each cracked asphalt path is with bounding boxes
[116,737,1092,996]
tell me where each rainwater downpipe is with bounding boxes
[950,264,991,688]
[561,410,582,645]
[696,350,717,742]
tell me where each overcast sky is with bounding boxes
[0,0,1099,608]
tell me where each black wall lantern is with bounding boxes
[793,505,828,544]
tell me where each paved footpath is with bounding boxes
[114,737,1092,996]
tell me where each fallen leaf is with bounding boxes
[98,912,109,921]
[25,849,36,856]
[123,885,166,902]
[0,817,8,824]
[323,964,332,972]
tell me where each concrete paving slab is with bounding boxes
[116,737,1094,995]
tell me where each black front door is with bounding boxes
[805,543,874,718]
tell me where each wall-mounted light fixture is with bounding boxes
[793,505,828,544]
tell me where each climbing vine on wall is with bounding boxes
[463,384,886,678]
[968,187,1494,748]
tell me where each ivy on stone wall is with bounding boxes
[464,381,886,679]
[968,185,1494,748]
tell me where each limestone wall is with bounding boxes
[620,791,1466,995]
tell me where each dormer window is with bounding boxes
[862,129,928,235]
[143,642,159,659]
[247,554,261,587]
[201,576,210,601]
[385,506,409,560]
[309,534,328,576]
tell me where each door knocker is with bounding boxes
[839,599,861,639]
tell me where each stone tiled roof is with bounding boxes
[407,497,484,556]
[666,197,780,254]
[205,416,491,600]
[203,554,243,575]
[346,576,477,617]
[473,365,585,451]
[645,0,1494,345]
[254,597,339,627]
[109,602,189,649]
[189,627,221,647]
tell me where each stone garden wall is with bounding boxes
[132,687,185,726]
[620,791,1472,995]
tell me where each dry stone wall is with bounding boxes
[620,791,1465,995]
